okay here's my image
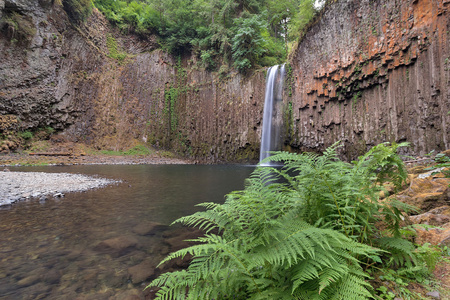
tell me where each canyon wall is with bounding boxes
[0,0,448,162]
[289,0,450,158]
[0,1,264,162]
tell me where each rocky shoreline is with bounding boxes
[0,151,192,207]
[0,150,194,207]
[0,153,192,167]
[0,170,119,207]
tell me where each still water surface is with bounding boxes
[0,164,254,299]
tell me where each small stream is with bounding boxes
[0,164,254,299]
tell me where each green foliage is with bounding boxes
[99,144,153,156]
[266,142,412,243]
[123,144,153,155]
[45,127,55,135]
[147,142,436,299]
[353,142,409,192]
[148,166,378,299]
[93,0,315,72]
[231,13,268,72]
[63,0,93,24]
[19,131,33,140]
[200,49,216,71]
[287,0,317,42]
[164,85,179,132]
[375,255,442,300]
[106,35,127,61]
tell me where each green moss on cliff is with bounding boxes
[62,0,93,24]
[106,35,127,61]
[1,12,36,44]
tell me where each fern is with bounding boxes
[147,142,430,299]
[265,142,412,245]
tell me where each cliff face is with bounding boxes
[289,0,450,158]
[0,1,264,162]
[0,0,448,162]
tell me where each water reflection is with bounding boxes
[0,164,253,299]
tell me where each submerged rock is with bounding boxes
[132,221,167,236]
[164,227,204,252]
[110,288,144,300]
[127,259,157,284]
[16,275,40,287]
[94,236,139,257]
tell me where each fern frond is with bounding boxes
[376,237,416,268]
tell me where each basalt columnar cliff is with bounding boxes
[288,0,450,159]
[0,0,449,162]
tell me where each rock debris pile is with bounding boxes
[0,171,117,206]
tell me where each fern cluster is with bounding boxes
[147,142,435,299]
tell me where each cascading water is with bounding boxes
[259,65,285,165]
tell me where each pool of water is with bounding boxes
[0,164,254,299]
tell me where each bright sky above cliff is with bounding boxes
[315,0,326,9]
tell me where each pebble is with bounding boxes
[0,172,118,206]
[426,291,441,299]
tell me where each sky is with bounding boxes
[315,0,326,9]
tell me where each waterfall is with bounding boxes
[259,64,285,165]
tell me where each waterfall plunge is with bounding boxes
[259,65,285,165]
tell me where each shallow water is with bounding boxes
[0,164,254,299]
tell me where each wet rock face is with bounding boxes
[289,0,450,159]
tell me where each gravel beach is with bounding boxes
[0,171,118,206]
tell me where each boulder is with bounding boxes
[409,206,450,226]
[414,224,450,246]
[94,236,139,257]
[395,175,450,211]
[42,268,60,284]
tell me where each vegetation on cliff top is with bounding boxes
[92,0,323,72]
[147,142,445,299]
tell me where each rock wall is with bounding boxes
[0,1,264,162]
[289,0,450,159]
